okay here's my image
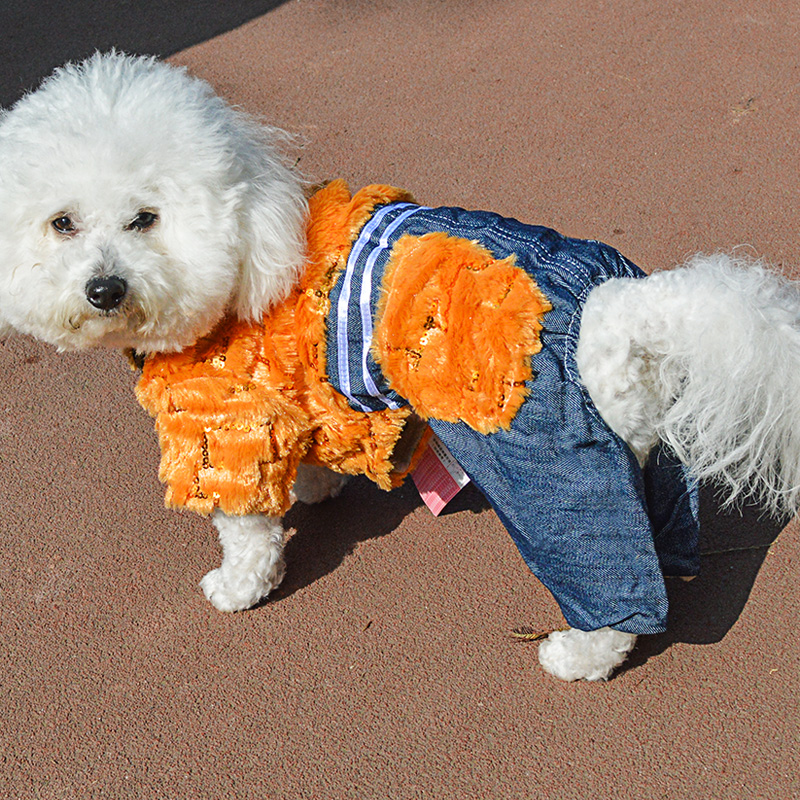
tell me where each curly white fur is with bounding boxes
[0,52,306,352]
[201,465,347,612]
[3,53,797,683]
[578,254,800,516]
[201,512,287,612]
[538,627,638,682]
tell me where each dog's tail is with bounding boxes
[580,253,800,517]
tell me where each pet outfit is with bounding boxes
[137,180,699,635]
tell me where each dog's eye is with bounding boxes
[127,211,158,232]
[51,215,76,234]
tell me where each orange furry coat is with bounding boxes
[136,181,550,517]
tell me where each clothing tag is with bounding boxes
[411,434,470,516]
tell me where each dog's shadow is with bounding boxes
[627,486,791,671]
[275,477,786,668]
[273,477,490,599]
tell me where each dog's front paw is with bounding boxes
[205,512,286,612]
[199,558,285,612]
[537,626,637,681]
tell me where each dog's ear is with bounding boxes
[231,125,307,322]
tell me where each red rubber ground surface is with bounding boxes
[2,2,798,797]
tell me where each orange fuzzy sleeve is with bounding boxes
[136,318,312,517]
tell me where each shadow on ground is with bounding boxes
[276,478,491,599]
[627,485,789,672]
[280,474,787,663]
[0,1,293,106]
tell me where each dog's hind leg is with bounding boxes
[555,254,800,681]
[199,512,286,612]
[537,627,638,682]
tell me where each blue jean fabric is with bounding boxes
[326,202,700,634]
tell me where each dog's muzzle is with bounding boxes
[85,275,128,311]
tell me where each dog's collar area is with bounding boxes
[124,348,146,371]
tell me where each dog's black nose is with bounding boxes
[85,276,128,310]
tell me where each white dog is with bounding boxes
[1,52,798,681]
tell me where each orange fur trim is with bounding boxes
[136,183,547,515]
[137,181,429,515]
[373,232,552,433]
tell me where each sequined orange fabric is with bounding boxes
[136,182,419,516]
[136,181,549,517]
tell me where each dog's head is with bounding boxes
[0,52,306,353]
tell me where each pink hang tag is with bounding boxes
[411,434,470,516]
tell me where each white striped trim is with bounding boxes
[358,205,427,409]
[335,202,418,412]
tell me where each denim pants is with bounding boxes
[327,202,699,634]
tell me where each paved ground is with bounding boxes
[1,1,798,798]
